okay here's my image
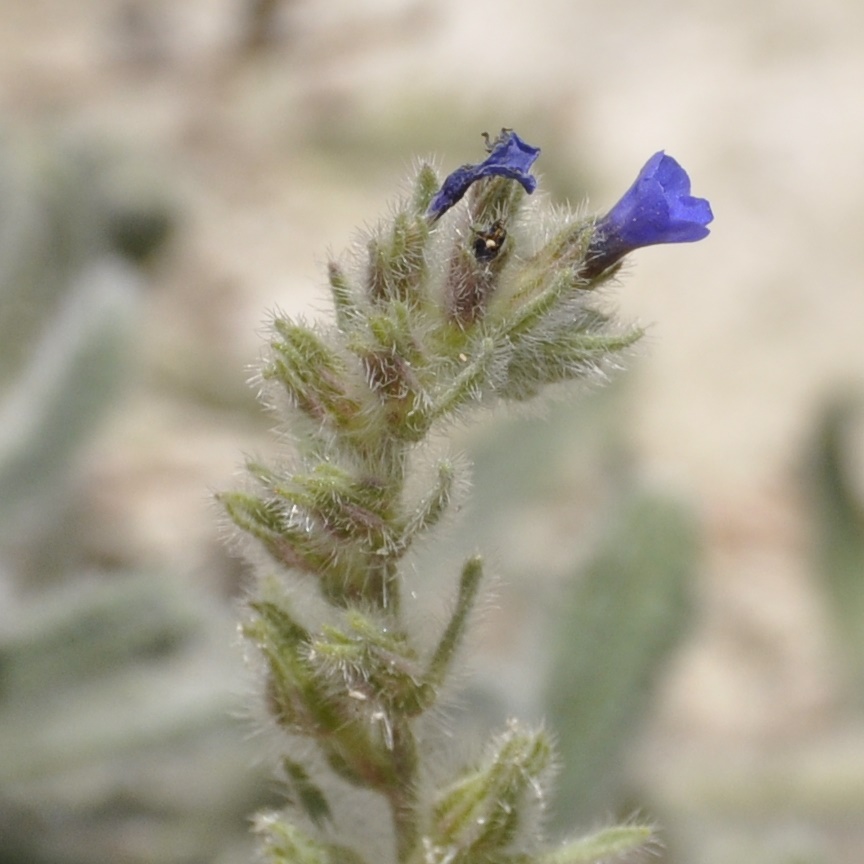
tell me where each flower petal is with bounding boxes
[585,152,713,274]
[427,130,541,221]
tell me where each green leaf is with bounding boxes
[425,556,483,693]
[281,758,333,829]
[537,824,657,864]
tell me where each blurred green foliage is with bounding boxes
[544,490,696,827]
[805,393,864,701]
[0,129,172,542]
[0,128,269,864]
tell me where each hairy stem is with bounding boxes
[387,721,421,863]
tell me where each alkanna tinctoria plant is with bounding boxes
[219,130,712,864]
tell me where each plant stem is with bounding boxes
[388,719,420,863]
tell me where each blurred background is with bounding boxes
[1,1,863,863]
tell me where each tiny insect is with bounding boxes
[472,219,507,262]
[480,127,513,152]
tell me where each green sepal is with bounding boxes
[499,318,643,401]
[355,308,431,441]
[310,610,432,717]
[246,599,411,792]
[389,211,429,301]
[266,320,363,430]
[444,243,496,327]
[267,462,392,548]
[322,716,405,793]
[412,163,440,214]
[244,460,416,607]
[534,218,595,272]
[219,489,283,539]
[490,266,582,340]
[536,824,657,864]
[366,238,389,304]
[328,260,362,331]
[219,491,312,571]
[365,210,429,305]
[281,757,333,829]
[429,336,498,421]
[224,470,397,607]
[246,602,401,784]
[431,723,552,857]
[366,304,423,367]
[468,174,527,228]
[254,812,370,864]
[392,459,457,555]
[219,490,345,580]
[244,600,335,732]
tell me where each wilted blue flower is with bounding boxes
[586,151,713,275]
[427,130,541,221]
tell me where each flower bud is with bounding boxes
[266,320,362,431]
[310,610,432,717]
[365,210,429,305]
[430,723,552,857]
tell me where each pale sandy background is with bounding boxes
[2,1,863,863]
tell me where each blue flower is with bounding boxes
[427,130,541,221]
[586,151,713,274]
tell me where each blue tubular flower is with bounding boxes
[427,130,541,221]
[586,151,713,275]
